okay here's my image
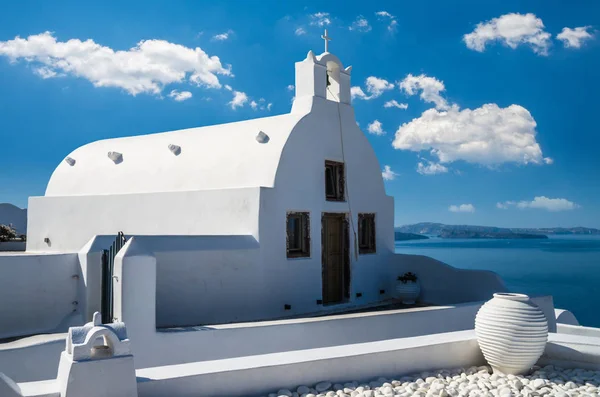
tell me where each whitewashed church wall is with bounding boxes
[26,187,261,252]
[256,97,396,319]
[0,252,80,339]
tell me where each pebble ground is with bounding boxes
[265,365,600,397]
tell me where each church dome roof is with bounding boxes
[45,113,304,197]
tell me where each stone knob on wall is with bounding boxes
[475,293,548,375]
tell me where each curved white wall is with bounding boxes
[44,114,302,197]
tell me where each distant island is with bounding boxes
[396,223,600,240]
[395,232,430,241]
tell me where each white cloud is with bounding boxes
[417,161,448,175]
[267,103,272,111]
[449,204,475,213]
[228,90,248,109]
[388,20,398,32]
[396,72,549,169]
[375,11,393,18]
[212,30,233,41]
[367,120,385,135]
[393,103,547,166]
[224,84,232,91]
[463,13,551,55]
[287,84,295,91]
[350,16,371,32]
[375,11,397,32]
[384,99,408,109]
[366,76,394,97]
[295,27,307,36]
[498,196,579,212]
[557,26,594,48]
[168,89,192,102]
[496,201,516,209]
[382,165,398,181]
[250,100,258,110]
[399,74,448,110]
[351,76,394,100]
[34,66,59,79]
[351,86,369,100]
[310,12,331,27]
[0,31,231,96]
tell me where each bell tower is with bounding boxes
[293,30,352,106]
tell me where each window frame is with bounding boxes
[325,160,345,202]
[286,211,311,259]
[358,213,376,254]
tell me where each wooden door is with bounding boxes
[322,213,349,305]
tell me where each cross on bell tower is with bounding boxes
[292,30,352,108]
[321,29,331,53]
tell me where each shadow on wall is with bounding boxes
[391,254,508,305]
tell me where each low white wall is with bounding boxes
[0,252,80,339]
[556,323,600,338]
[147,236,262,327]
[136,330,484,397]
[555,309,580,326]
[539,332,600,370]
[390,254,508,305]
[0,335,65,383]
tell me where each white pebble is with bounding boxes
[532,379,546,389]
[265,367,600,397]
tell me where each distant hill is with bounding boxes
[397,223,600,237]
[0,204,27,235]
[394,232,429,241]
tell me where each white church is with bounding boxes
[26,34,398,327]
[1,34,503,341]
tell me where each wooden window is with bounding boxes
[358,213,376,254]
[325,160,345,201]
[286,212,310,258]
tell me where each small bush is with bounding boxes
[0,224,17,242]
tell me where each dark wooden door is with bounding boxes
[322,213,348,305]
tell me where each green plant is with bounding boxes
[398,272,417,283]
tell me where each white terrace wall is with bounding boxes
[26,187,261,252]
[0,253,80,339]
[390,254,508,304]
[144,236,261,327]
[136,331,485,397]
[109,237,554,370]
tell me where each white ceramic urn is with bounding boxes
[396,281,421,305]
[475,293,548,375]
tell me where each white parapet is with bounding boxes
[56,312,138,397]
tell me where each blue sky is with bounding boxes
[0,0,598,228]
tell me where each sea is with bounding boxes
[395,235,600,328]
